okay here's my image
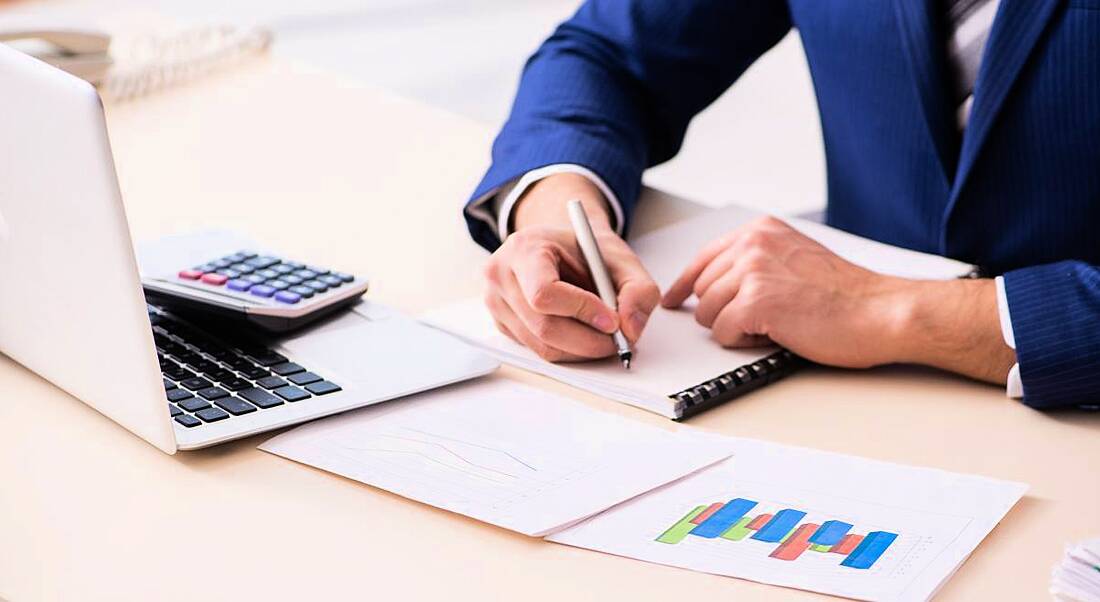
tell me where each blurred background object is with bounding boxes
[0,0,825,215]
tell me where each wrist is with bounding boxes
[512,173,613,232]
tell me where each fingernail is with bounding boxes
[593,314,615,333]
[630,310,649,334]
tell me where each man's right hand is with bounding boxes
[482,173,660,362]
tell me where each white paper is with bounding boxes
[259,379,733,536]
[421,204,973,418]
[548,437,1027,601]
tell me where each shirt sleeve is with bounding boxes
[463,163,626,244]
[994,276,1023,398]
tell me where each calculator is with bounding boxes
[139,231,369,332]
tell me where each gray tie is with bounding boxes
[943,0,1002,128]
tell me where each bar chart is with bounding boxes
[656,497,899,569]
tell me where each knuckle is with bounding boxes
[530,316,556,341]
[529,284,558,312]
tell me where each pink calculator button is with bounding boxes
[178,269,203,280]
[200,273,228,286]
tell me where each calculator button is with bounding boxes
[201,273,228,286]
[333,272,355,283]
[227,279,253,292]
[215,268,241,279]
[243,274,266,284]
[293,269,318,280]
[288,285,315,298]
[194,263,219,272]
[211,258,233,269]
[178,269,203,280]
[266,280,290,291]
[195,407,230,423]
[174,414,201,428]
[229,263,255,274]
[318,275,344,287]
[282,261,305,270]
[303,280,329,293]
[245,256,280,269]
[272,264,295,274]
[306,266,330,276]
[236,251,258,260]
[256,269,280,279]
[274,386,311,402]
[305,381,342,395]
[274,291,301,304]
[281,275,304,285]
[250,285,276,298]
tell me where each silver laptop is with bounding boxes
[0,44,498,453]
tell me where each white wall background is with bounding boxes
[5,0,826,214]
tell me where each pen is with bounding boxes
[566,199,633,370]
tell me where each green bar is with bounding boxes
[656,506,707,544]
[810,544,833,552]
[779,526,798,543]
[720,517,754,541]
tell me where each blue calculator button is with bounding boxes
[243,274,266,284]
[293,269,318,280]
[216,268,241,279]
[274,291,302,304]
[256,269,280,279]
[333,272,354,283]
[250,285,276,298]
[230,263,255,274]
[272,264,295,274]
[283,261,305,270]
[318,275,343,287]
[288,285,315,298]
[227,279,253,292]
[281,275,304,285]
[303,280,329,293]
[245,256,280,269]
[267,280,290,291]
[306,266,330,276]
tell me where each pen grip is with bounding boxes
[567,200,620,310]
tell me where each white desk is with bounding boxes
[1,58,1097,601]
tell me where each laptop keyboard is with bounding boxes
[149,306,342,428]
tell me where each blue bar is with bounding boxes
[750,509,807,543]
[841,531,898,569]
[690,498,758,538]
[808,520,853,546]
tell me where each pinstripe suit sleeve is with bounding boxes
[1003,261,1100,409]
[462,0,793,251]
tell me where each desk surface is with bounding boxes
[2,58,1097,602]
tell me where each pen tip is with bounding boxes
[622,358,631,370]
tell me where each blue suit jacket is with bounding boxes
[464,0,1100,409]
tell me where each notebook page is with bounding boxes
[259,379,733,536]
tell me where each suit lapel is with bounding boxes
[893,0,959,189]
[949,0,1060,201]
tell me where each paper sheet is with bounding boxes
[259,379,733,536]
[548,437,1027,601]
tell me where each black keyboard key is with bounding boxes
[220,377,253,391]
[165,367,196,381]
[191,360,222,374]
[175,414,201,428]
[195,407,230,422]
[246,351,288,366]
[226,356,256,370]
[288,372,322,386]
[169,404,182,417]
[167,388,194,402]
[239,387,284,409]
[164,378,176,390]
[256,376,288,389]
[273,386,310,402]
[179,397,211,412]
[198,386,230,400]
[215,396,257,415]
[318,274,344,287]
[305,381,342,396]
[205,368,237,382]
[270,362,305,376]
[180,377,213,390]
[239,366,270,379]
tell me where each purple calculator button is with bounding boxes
[227,279,253,292]
[274,291,302,304]
[250,285,276,298]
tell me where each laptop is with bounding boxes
[0,44,499,453]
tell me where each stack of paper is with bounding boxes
[1052,539,1100,601]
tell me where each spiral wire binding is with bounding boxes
[100,25,273,101]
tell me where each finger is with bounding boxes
[694,269,744,328]
[488,290,578,362]
[513,247,618,333]
[662,228,745,308]
[710,298,772,348]
[692,246,740,300]
[607,256,661,342]
[502,272,617,359]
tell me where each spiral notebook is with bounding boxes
[422,204,974,419]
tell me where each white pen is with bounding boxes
[566,199,633,369]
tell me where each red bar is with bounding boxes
[830,534,864,554]
[178,269,203,280]
[746,513,773,530]
[769,523,818,561]
[690,503,724,525]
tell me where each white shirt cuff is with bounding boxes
[464,164,625,243]
[995,276,1023,398]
